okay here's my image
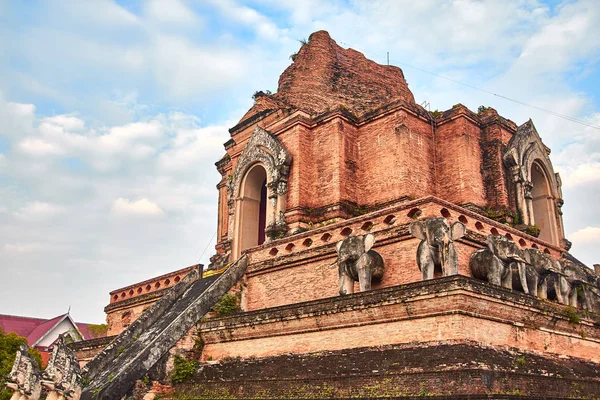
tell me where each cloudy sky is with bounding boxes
[0,0,599,323]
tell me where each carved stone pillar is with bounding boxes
[509,165,526,224]
[523,181,534,225]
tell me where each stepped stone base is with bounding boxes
[199,276,600,363]
[171,341,600,399]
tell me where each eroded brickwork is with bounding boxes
[213,30,566,256]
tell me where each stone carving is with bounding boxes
[336,234,385,295]
[409,217,466,280]
[469,235,528,291]
[516,248,562,298]
[503,120,565,244]
[548,258,600,313]
[41,335,82,400]
[6,343,42,400]
[228,126,292,243]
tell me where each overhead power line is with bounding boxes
[391,59,600,131]
[338,41,600,131]
[195,230,217,266]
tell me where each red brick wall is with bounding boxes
[435,117,486,206]
[357,111,434,206]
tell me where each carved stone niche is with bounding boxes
[503,120,565,246]
[228,126,292,257]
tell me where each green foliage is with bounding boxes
[171,355,199,384]
[0,328,42,400]
[252,90,272,101]
[430,109,441,118]
[478,105,492,113]
[418,382,431,396]
[211,293,240,317]
[564,306,581,324]
[525,224,541,237]
[289,38,308,62]
[88,323,108,338]
[512,213,521,225]
[514,355,527,368]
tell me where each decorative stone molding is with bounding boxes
[6,343,42,400]
[503,120,564,246]
[228,126,292,249]
[42,335,82,400]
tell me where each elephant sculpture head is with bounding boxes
[409,217,466,280]
[520,248,562,298]
[470,234,528,292]
[336,234,385,295]
[551,258,600,313]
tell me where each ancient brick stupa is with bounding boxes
[9,31,600,400]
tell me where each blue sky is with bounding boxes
[0,0,599,323]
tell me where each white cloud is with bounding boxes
[18,138,65,156]
[111,198,165,217]
[569,226,600,266]
[570,226,600,244]
[15,202,65,220]
[52,0,140,27]
[145,0,200,26]
[3,242,43,253]
[560,162,600,188]
[206,0,283,40]
[151,34,246,98]
[43,115,86,131]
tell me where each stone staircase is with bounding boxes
[80,255,248,400]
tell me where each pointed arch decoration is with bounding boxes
[228,126,292,257]
[503,120,566,248]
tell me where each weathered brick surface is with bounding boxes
[213,30,566,254]
[199,276,600,364]
[174,342,600,399]
[274,30,415,117]
[105,265,198,336]
[241,198,564,311]
[70,336,115,367]
[435,113,486,205]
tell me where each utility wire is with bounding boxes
[338,41,600,131]
[391,59,600,131]
[196,230,217,266]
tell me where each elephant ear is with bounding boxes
[363,233,376,252]
[450,222,466,241]
[409,221,426,241]
[523,249,532,264]
[336,240,344,254]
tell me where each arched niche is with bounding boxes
[228,126,292,258]
[504,120,565,247]
[530,161,558,244]
[235,164,268,255]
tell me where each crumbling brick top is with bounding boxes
[237,30,417,127]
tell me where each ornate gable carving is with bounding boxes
[503,119,560,198]
[227,126,292,243]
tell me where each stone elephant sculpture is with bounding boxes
[469,235,528,292]
[514,248,562,298]
[409,217,466,280]
[548,258,600,313]
[336,234,385,295]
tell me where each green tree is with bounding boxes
[0,328,42,400]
